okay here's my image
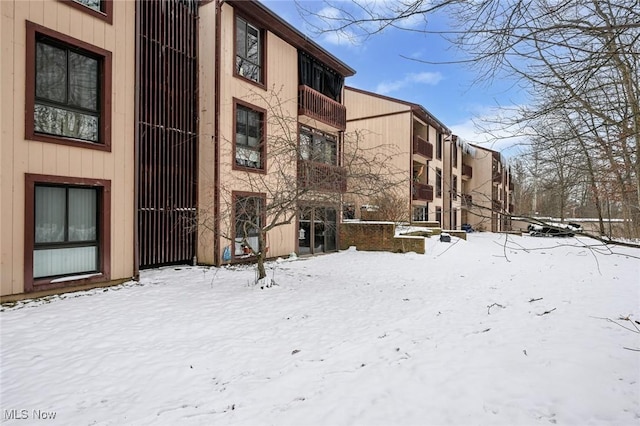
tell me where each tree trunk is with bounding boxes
[257,231,267,280]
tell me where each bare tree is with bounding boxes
[299,0,640,238]
[200,87,407,284]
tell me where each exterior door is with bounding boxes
[298,206,337,255]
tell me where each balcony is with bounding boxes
[413,135,433,160]
[298,85,347,131]
[462,164,473,179]
[493,173,503,184]
[461,194,473,209]
[412,182,434,202]
[492,200,502,211]
[297,160,347,193]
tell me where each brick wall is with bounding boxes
[339,222,425,254]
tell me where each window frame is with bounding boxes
[24,174,111,293]
[25,21,112,152]
[436,133,443,160]
[231,192,266,261]
[436,167,443,198]
[233,98,267,173]
[58,0,113,25]
[233,13,267,88]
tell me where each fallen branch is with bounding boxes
[537,308,556,316]
[623,347,640,352]
[528,297,543,303]
[487,303,506,315]
[592,316,640,334]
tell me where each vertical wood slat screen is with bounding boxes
[137,0,198,268]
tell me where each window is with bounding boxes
[234,101,265,170]
[299,126,337,165]
[452,176,458,200]
[26,22,112,151]
[436,206,442,225]
[58,0,113,24]
[25,174,111,292]
[436,133,443,160]
[413,206,428,222]
[436,168,442,198]
[235,16,263,84]
[233,194,264,258]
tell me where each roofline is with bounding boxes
[227,0,356,77]
[345,86,451,134]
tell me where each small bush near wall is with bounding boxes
[339,222,425,254]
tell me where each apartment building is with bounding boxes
[343,87,452,225]
[1,0,514,300]
[1,0,355,299]
[460,144,514,232]
[197,0,355,265]
[1,0,136,299]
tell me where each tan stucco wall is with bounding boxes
[0,0,135,296]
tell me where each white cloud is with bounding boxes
[375,72,443,95]
[450,107,531,157]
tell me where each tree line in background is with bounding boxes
[298,0,639,238]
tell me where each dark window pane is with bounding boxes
[34,104,99,142]
[68,51,98,110]
[36,42,67,103]
[35,186,66,243]
[236,19,246,56]
[68,188,97,241]
[300,132,311,160]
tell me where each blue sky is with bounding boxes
[260,0,528,155]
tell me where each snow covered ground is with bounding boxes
[1,233,639,425]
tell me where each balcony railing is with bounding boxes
[461,194,473,209]
[413,135,433,160]
[462,164,473,179]
[298,85,347,131]
[297,160,347,193]
[412,182,434,202]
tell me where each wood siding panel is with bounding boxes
[196,2,216,265]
